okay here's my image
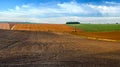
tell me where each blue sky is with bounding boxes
[1,0,120,10]
[0,0,120,23]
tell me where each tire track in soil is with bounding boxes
[0,41,18,50]
[0,31,30,51]
[0,30,120,67]
[27,31,62,60]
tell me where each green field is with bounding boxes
[67,24,120,32]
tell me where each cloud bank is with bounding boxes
[0,1,120,24]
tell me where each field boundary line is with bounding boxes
[71,34,120,42]
[11,25,15,30]
[87,37,120,42]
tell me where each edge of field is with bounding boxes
[1,23,120,42]
[66,24,120,42]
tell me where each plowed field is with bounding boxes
[0,30,120,67]
[0,23,10,30]
[70,31,120,41]
[11,23,120,41]
[13,24,77,32]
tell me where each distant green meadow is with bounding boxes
[67,24,120,32]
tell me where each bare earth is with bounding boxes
[12,23,120,40]
[0,30,120,67]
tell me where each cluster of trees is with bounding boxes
[66,22,80,24]
[116,22,119,24]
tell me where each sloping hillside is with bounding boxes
[12,24,77,32]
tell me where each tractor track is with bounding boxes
[0,30,120,67]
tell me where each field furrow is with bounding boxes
[0,30,120,67]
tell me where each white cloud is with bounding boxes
[57,2,85,14]
[88,4,120,16]
[105,1,120,5]
[15,6,20,10]
[22,5,30,8]
[0,1,120,23]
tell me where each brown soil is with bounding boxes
[11,23,120,40]
[0,30,120,67]
[8,23,16,29]
[70,31,120,41]
[13,24,77,32]
[0,23,10,30]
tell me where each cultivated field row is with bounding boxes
[0,30,120,67]
[0,23,120,41]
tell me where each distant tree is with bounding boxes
[116,22,119,24]
[66,22,80,24]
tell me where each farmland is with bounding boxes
[0,23,120,41]
[67,24,120,41]
[12,24,76,32]
[67,24,120,32]
[0,23,10,30]
[0,29,120,67]
[0,23,120,67]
